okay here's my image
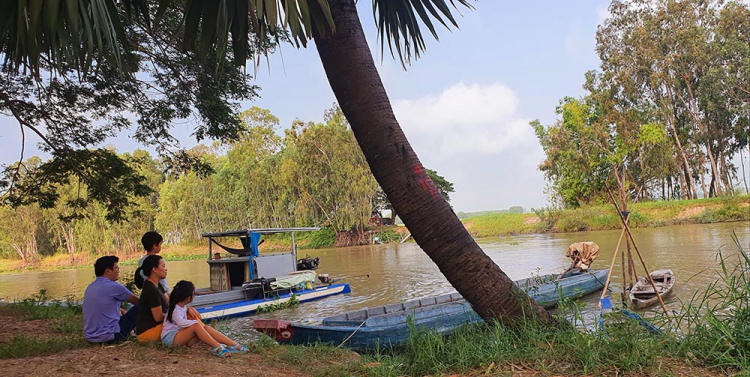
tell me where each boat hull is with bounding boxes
[195,283,351,320]
[629,269,675,310]
[260,269,609,350]
[518,269,610,308]
[284,300,479,350]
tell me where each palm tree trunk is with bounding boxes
[313,0,553,325]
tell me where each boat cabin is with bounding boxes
[201,227,320,293]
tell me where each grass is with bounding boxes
[0,335,89,359]
[0,289,89,359]
[463,195,750,237]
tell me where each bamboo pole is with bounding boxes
[606,186,672,320]
[599,216,628,309]
[620,243,627,303]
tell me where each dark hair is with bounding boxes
[167,280,196,322]
[94,256,119,277]
[141,231,163,252]
[142,255,163,278]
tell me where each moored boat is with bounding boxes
[191,228,351,320]
[628,269,675,310]
[254,269,609,350]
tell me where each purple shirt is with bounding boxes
[82,277,134,342]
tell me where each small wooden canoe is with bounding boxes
[629,269,675,309]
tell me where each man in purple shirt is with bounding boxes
[82,256,140,343]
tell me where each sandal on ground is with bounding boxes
[211,345,231,358]
[228,343,249,353]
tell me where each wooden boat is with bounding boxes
[191,228,351,320]
[254,269,609,350]
[628,269,675,309]
[516,268,610,308]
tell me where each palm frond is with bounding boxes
[175,0,334,67]
[0,0,144,76]
[373,0,473,66]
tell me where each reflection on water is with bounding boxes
[1,222,748,326]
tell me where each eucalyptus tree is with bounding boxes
[597,0,700,199]
[282,105,378,241]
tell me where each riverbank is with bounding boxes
[1,196,747,275]
[463,195,750,238]
[0,293,738,376]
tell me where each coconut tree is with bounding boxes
[178,0,553,324]
[2,0,554,324]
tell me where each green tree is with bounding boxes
[0,1,259,222]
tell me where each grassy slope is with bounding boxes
[463,196,750,238]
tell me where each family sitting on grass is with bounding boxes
[81,231,248,358]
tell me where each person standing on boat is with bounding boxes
[558,241,600,279]
[82,256,140,344]
[135,255,168,342]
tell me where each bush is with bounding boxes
[306,227,336,248]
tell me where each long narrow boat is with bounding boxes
[628,269,675,310]
[254,269,609,350]
[191,228,351,320]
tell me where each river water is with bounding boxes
[1,221,749,326]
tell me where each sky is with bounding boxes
[0,1,613,213]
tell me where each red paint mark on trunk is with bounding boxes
[413,165,439,202]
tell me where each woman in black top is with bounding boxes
[136,255,168,342]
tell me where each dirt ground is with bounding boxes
[0,311,338,377]
[0,311,735,377]
[0,344,309,377]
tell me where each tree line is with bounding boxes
[533,0,750,208]
[0,105,455,264]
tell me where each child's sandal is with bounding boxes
[229,344,249,354]
[211,345,231,358]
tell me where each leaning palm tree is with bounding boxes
[2,0,554,325]
[179,0,554,325]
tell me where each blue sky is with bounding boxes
[0,1,612,212]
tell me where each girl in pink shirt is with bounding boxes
[161,280,248,358]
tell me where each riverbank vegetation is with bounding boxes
[3,240,749,375]
[0,106,447,272]
[532,0,750,210]
[464,195,750,237]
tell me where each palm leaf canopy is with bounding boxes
[176,0,474,66]
[0,0,152,75]
[0,0,474,74]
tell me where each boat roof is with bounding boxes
[201,227,321,238]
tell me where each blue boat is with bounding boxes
[253,269,609,350]
[191,228,351,320]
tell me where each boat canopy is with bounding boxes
[201,227,321,238]
[202,228,321,257]
[202,227,321,282]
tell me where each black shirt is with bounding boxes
[135,280,167,335]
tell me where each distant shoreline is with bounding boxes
[2,196,748,275]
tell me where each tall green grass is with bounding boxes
[669,235,750,369]
[360,305,677,376]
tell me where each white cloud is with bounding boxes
[393,82,532,157]
[392,82,548,212]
